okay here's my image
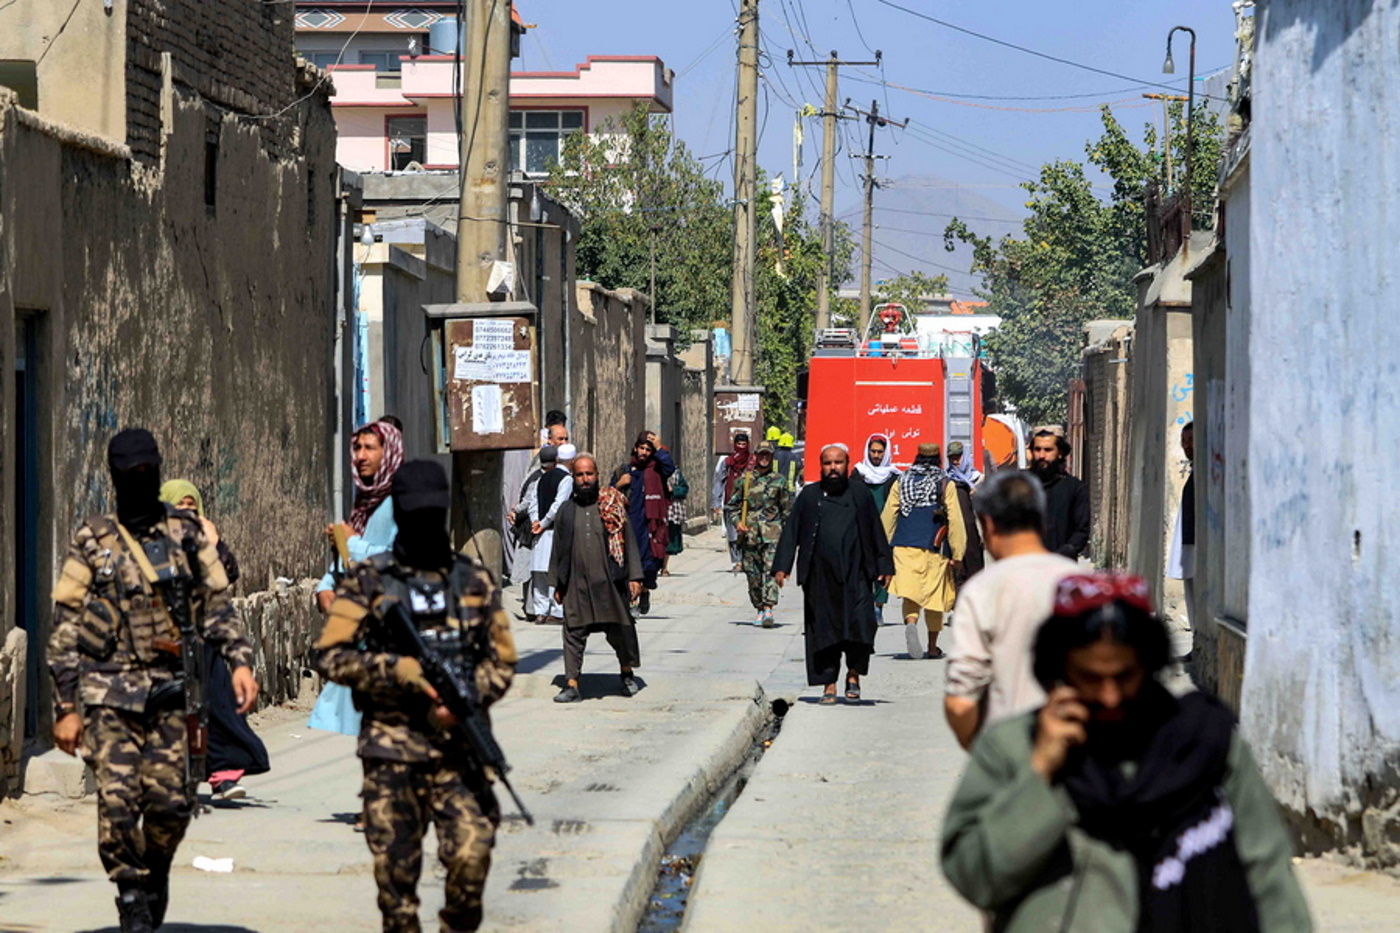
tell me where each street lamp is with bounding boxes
[1164,25,1197,237]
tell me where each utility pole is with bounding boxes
[452,0,514,571]
[846,98,906,333]
[730,0,759,384]
[1142,93,1188,191]
[456,0,511,302]
[788,49,880,330]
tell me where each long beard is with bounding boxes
[572,483,600,506]
[820,472,849,495]
[1031,458,1063,480]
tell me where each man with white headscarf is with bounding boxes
[853,433,900,623]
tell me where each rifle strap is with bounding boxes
[116,522,162,586]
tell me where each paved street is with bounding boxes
[2,529,1398,932]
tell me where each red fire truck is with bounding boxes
[802,303,985,482]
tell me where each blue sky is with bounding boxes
[517,0,1238,291]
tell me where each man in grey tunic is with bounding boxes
[549,455,644,703]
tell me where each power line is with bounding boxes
[845,0,879,58]
[839,205,1022,224]
[872,0,1226,103]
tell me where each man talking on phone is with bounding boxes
[941,574,1312,932]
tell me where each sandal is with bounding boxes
[845,676,861,702]
[819,687,838,705]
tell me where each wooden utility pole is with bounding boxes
[788,50,880,330]
[730,0,759,384]
[456,0,512,301]
[846,99,905,333]
[1143,93,1187,191]
[452,0,514,571]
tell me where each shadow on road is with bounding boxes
[516,648,564,674]
[82,926,262,933]
[82,918,264,924]
[549,673,647,700]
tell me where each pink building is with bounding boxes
[294,3,673,174]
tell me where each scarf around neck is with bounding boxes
[1061,687,1260,933]
[897,458,945,516]
[597,486,629,566]
[348,421,405,534]
[853,433,899,486]
[724,446,752,499]
[947,450,978,487]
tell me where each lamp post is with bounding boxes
[1163,25,1197,238]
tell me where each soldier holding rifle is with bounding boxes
[48,428,259,933]
[316,459,520,933]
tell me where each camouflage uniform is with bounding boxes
[47,507,251,887]
[725,468,793,610]
[317,552,517,933]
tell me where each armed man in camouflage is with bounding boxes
[725,440,793,627]
[316,459,518,933]
[48,428,259,933]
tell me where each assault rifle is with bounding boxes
[381,598,534,825]
[156,541,208,819]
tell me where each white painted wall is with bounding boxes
[1243,0,1400,857]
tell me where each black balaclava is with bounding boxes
[391,460,453,571]
[108,428,165,532]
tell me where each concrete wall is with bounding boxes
[678,334,717,529]
[572,283,646,474]
[0,3,338,790]
[0,0,128,142]
[358,219,457,460]
[1240,0,1400,864]
[1078,324,1134,570]
[1124,240,1203,616]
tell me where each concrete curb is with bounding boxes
[613,680,770,932]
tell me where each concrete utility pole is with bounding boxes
[453,0,514,570]
[788,50,881,330]
[846,99,906,333]
[730,0,759,385]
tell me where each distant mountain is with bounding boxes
[837,173,1025,300]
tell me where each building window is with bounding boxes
[306,51,341,69]
[509,110,585,176]
[361,50,406,72]
[388,116,427,170]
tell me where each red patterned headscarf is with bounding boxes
[348,420,404,533]
[1052,573,1154,619]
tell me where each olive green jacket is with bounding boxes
[941,711,1313,933]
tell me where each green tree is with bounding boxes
[548,104,854,427]
[944,105,1223,425]
[875,271,951,313]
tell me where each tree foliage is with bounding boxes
[944,105,1223,425]
[875,271,951,313]
[547,104,853,428]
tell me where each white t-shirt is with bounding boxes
[945,551,1080,728]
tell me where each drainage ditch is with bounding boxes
[637,698,790,932]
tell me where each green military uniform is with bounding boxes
[724,449,793,614]
[48,508,251,894]
[317,551,518,933]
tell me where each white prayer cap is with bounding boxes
[557,443,578,461]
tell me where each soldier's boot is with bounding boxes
[115,888,155,933]
[145,869,170,928]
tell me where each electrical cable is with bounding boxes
[871,0,1226,104]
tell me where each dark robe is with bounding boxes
[1041,469,1091,559]
[204,541,268,776]
[773,481,894,656]
[950,478,985,583]
[615,448,676,587]
[549,498,644,630]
